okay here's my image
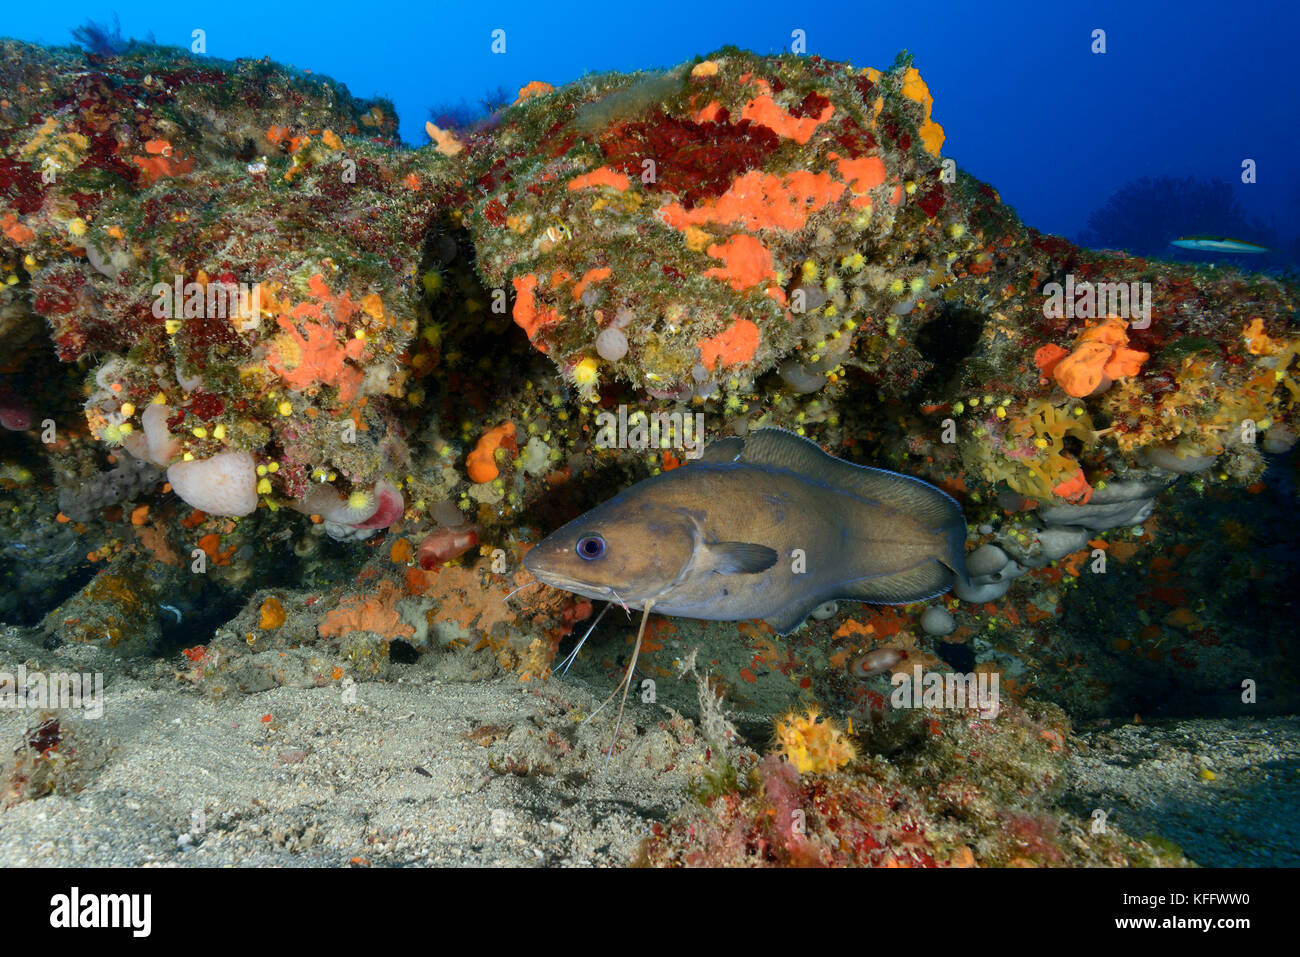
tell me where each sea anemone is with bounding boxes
[98,422,130,446]
[570,357,600,401]
[345,489,375,518]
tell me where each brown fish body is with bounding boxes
[524,428,969,635]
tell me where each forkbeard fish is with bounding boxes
[524,427,970,636]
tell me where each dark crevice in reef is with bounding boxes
[914,305,987,394]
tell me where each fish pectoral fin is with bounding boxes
[762,604,812,636]
[705,541,778,574]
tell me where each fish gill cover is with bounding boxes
[0,32,1296,871]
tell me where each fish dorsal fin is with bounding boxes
[694,436,745,464]
[738,428,963,531]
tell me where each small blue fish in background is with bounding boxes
[1170,236,1270,254]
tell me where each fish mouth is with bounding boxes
[523,561,614,601]
[524,562,663,606]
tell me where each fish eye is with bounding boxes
[575,535,605,560]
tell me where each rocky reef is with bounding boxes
[1,39,1296,865]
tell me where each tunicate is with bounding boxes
[789,283,827,313]
[954,543,1026,602]
[778,359,828,394]
[1263,425,1298,454]
[920,605,955,637]
[965,544,1011,578]
[811,601,838,621]
[1035,525,1090,561]
[595,325,628,361]
[1137,443,1217,474]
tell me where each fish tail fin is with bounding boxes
[941,520,971,590]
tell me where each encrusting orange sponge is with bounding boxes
[1049,318,1148,398]
[466,422,517,484]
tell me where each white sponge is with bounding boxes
[167,451,258,516]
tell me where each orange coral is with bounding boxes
[1033,343,1069,378]
[266,274,367,402]
[1243,317,1283,356]
[424,121,464,156]
[2,213,35,245]
[836,155,886,194]
[268,314,366,402]
[258,596,286,630]
[571,267,612,301]
[702,234,776,290]
[698,317,761,370]
[467,421,517,483]
[515,80,555,103]
[196,532,235,565]
[1053,318,1148,397]
[511,274,561,345]
[133,524,181,567]
[1051,468,1093,505]
[568,166,631,192]
[773,707,855,774]
[662,169,845,233]
[318,579,413,639]
[741,93,833,144]
[899,67,945,156]
[693,100,724,123]
[130,151,195,184]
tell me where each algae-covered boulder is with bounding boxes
[469,51,990,402]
